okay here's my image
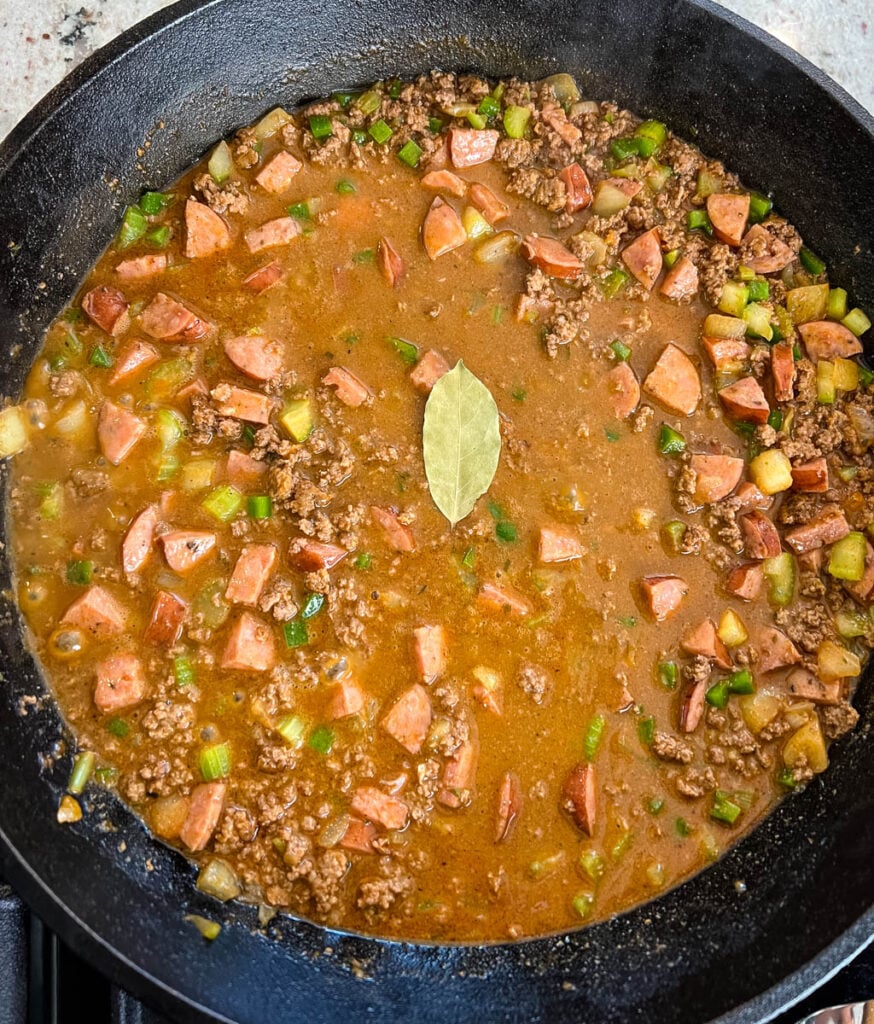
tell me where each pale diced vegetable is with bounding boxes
[0,405,30,458]
[749,450,793,495]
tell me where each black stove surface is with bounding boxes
[1,878,871,1024]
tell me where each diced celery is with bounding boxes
[828,531,867,582]
[747,279,769,303]
[156,408,185,450]
[718,280,749,318]
[747,192,772,224]
[202,485,243,522]
[280,398,314,442]
[661,520,687,553]
[117,206,147,249]
[208,141,234,185]
[828,287,848,321]
[763,552,796,606]
[579,849,605,882]
[834,605,871,639]
[145,358,194,402]
[842,308,872,337]
[502,105,531,140]
[276,714,308,748]
[816,360,835,405]
[742,302,773,342]
[192,579,229,629]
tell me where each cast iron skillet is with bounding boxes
[1,0,873,1021]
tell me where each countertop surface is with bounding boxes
[0,0,872,140]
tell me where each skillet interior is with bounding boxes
[1,0,873,1021]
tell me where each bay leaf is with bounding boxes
[422,361,501,526]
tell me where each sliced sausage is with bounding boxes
[538,524,584,563]
[541,103,582,144]
[659,256,699,300]
[734,481,770,512]
[184,199,230,258]
[786,668,841,706]
[562,763,596,835]
[139,292,211,342]
[179,782,226,852]
[115,254,168,280]
[160,530,216,572]
[521,235,583,279]
[702,336,751,373]
[791,458,829,493]
[740,510,782,559]
[724,562,764,601]
[254,150,302,193]
[438,728,479,808]
[377,237,404,286]
[706,193,750,247]
[242,260,284,294]
[495,771,523,843]
[122,505,158,574]
[410,349,450,393]
[680,680,707,733]
[448,128,499,168]
[225,544,277,606]
[82,286,130,336]
[94,653,146,714]
[350,786,409,831]
[771,342,796,402]
[643,343,701,416]
[640,575,688,621]
[226,449,267,489]
[338,818,377,854]
[605,361,640,419]
[288,539,347,571]
[756,626,801,672]
[478,581,531,617]
[144,590,187,645]
[689,453,744,504]
[681,618,732,669]
[798,321,863,361]
[718,376,770,423]
[468,182,510,224]
[422,197,467,260]
[327,678,368,720]
[420,169,467,197]
[109,340,159,385]
[323,366,372,408]
[413,624,447,683]
[784,505,850,553]
[210,383,276,424]
[62,585,127,637]
[98,401,146,465]
[221,611,276,672]
[558,162,593,213]
[223,335,284,382]
[371,506,416,552]
[381,684,432,754]
[741,224,794,274]
[244,217,301,253]
[620,227,662,290]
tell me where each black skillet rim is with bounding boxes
[1,1,873,1023]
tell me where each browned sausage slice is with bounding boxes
[161,531,216,573]
[558,162,593,213]
[562,763,596,835]
[371,506,416,551]
[420,169,467,197]
[139,292,211,342]
[741,224,794,274]
[327,679,367,720]
[659,256,699,300]
[122,505,158,574]
[115,254,168,280]
[643,343,701,415]
[94,653,146,714]
[288,539,347,571]
[144,590,187,645]
[410,349,450,393]
[478,582,532,617]
[791,458,829,493]
[605,361,640,419]
[211,383,276,424]
[82,286,130,336]
[640,575,688,621]
[438,729,479,808]
[62,585,127,637]
[740,509,782,559]
[244,216,301,254]
[620,227,662,290]
[110,340,160,385]
[221,611,276,672]
[689,454,744,504]
[351,786,409,830]
[495,771,523,843]
[469,182,510,224]
[184,199,231,258]
[242,261,284,294]
[702,337,751,373]
[377,236,404,286]
[521,235,583,279]
[380,684,432,754]
[180,782,226,851]
[786,668,841,705]
[724,562,764,601]
[681,618,732,669]
[771,342,796,402]
[755,627,801,672]
[718,376,770,423]
[538,524,584,563]
[254,150,302,193]
[412,624,447,683]
[784,505,850,553]
[225,544,277,606]
[422,197,467,260]
[223,335,284,382]
[323,366,372,408]
[98,401,146,465]
[798,321,863,361]
[680,680,707,733]
[706,193,750,247]
[448,128,500,168]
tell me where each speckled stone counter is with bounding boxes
[1,0,872,141]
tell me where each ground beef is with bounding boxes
[49,370,80,397]
[357,858,414,912]
[821,702,860,740]
[506,168,566,211]
[705,497,744,553]
[516,662,550,704]
[258,578,299,621]
[69,468,109,498]
[679,524,708,555]
[683,655,712,687]
[675,765,718,798]
[192,173,249,215]
[189,393,243,445]
[697,243,738,306]
[232,126,259,169]
[652,731,694,764]
[775,602,835,653]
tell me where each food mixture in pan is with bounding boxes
[6,71,873,942]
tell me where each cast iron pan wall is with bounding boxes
[0,1,873,1022]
